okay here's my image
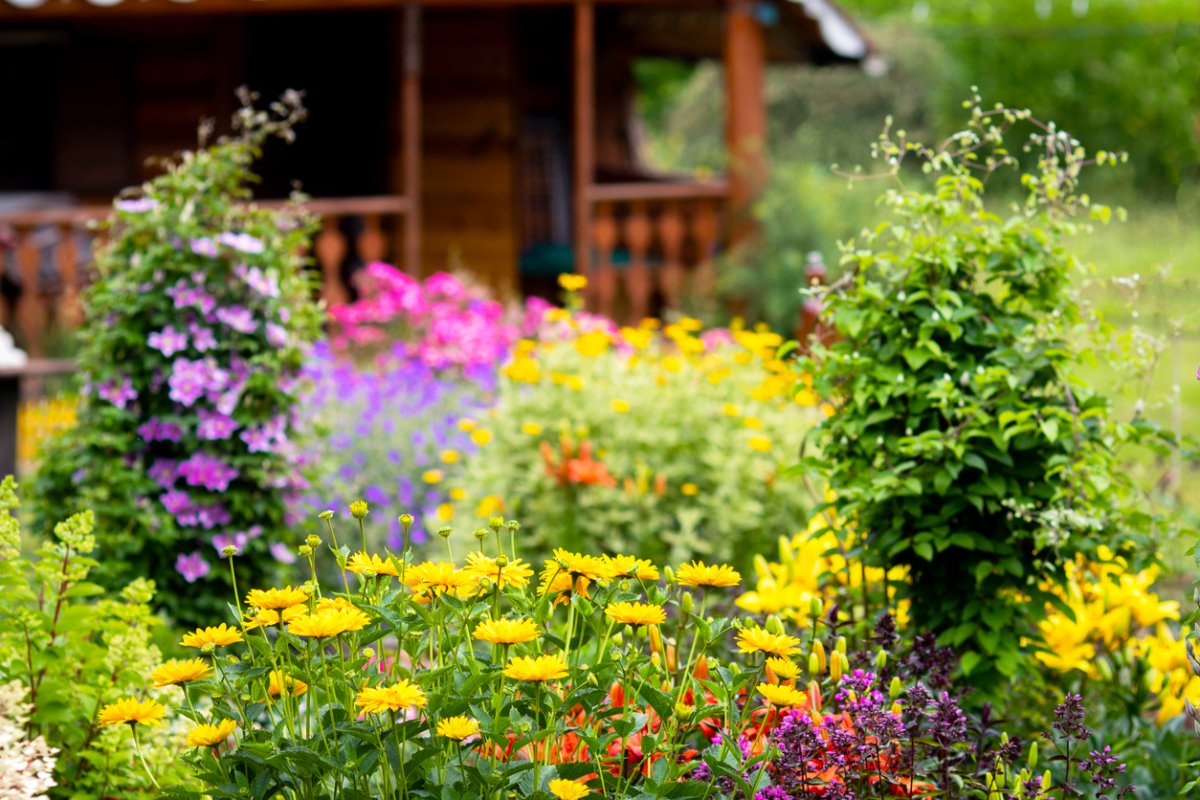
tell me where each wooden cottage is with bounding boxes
[0,0,872,352]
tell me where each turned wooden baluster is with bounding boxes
[690,200,721,303]
[623,201,653,324]
[589,201,618,317]
[54,224,82,332]
[314,214,350,307]
[358,213,386,265]
[14,226,43,357]
[657,201,687,312]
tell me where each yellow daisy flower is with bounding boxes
[605,601,666,627]
[458,418,478,432]
[676,560,742,588]
[766,657,801,681]
[355,680,428,715]
[423,469,444,485]
[243,605,308,630]
[405,561,472,596]
[757,683,809,707]
[737,627,802,658]
[180,624,243,649]
[347,552,400,578]
[522,421,544,436]
[246,586,309,610]
[150,658,213,687]
[748,435,772,453]
[464,552,534,590]
[610,398,631,413]
[436,715,481,741]
[681,482,700,496]
[97,698,166,727]
[474,618,541,645]
[288,606,371,638]
[549,778,590,800]
[471,429,493,447]
[267,670,308,698]
[604,554,659,581]
[558,273,588,292]
[186,718,237,747]
[441,449,461,464]
[503,654,569,682]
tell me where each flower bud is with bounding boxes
[890,702,902,716]
[813,640,827,674]
[363,648,375,658]
[808,653,820,677]
[663,566,676,584]
[437,526,452,539]
[809,597,824,619]
[766,615,785,635]
[349,500,369,519]
[808,680,820,708]
[650,653,662,669]
[496,555,508,567]
[830,651,843,682]
[506,520,521,533]
[399,513,414,528]
[648,625,663,656]
[680,591,694,616]
[306,535,321,547]
[474,528,488,542]
[1042,770,1052,790]
[1027,741,1038,770]
[674,702,695,719]
[488,516,504,531]
[318,510,334,521]
[835,636,847,655]
[874,650,888,670]
[298,545,313,557]
[889,676,903,700]
[221,545,239,558]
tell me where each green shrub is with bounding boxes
[0,477,194,797]
[32,92,322,623]
[798,102,1175,689]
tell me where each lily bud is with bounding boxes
[809,597,824,619]
[835,636,847,655]
[874,650,887,670]
[831,651,844,682]
[889,676,903,700]
[1028,741,1038,770]
[813,640,827,674]
[808,653,820,677]
[766,615,785,635]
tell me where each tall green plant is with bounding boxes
[32,91,322,624]
[797,101,1173,688]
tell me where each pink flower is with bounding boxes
[175,551,211,583]
[148,325,188,357]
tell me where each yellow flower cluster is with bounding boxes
[736,508,909,626]
[18,395,77,464]
[1032,547,1195,724]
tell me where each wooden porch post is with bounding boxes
[572,0,595,284]
[402,0,422,276]
[723,0,767,246]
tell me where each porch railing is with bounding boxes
[584,179,727,323]
[0,195,411,356]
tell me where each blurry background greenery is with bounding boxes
[634,0,1199,515]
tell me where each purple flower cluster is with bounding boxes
[295,341,498,546]
[137,418,183,443]
[177,452,238,492]
[168,357,229,407]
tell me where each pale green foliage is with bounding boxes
[0,480,194,798]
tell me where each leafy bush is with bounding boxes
[451,283,820,570]
[0,478,193,797]
[798,103,1174,688]
[32,92,322,622]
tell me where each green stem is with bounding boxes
[130,726,160,790]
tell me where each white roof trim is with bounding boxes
[793,0,870,60]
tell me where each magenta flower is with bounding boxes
[215,305,258,334]
[238,264,280,297]
[189,324,217,352]
[169,358,229,407]
[212,531,249,554]
[137,418,183,443]
[96,378,137,410]
[217,231,265,254]
[116,197,158,213]
[178,453,239,492]
[190,238,219,258]
[269,542,297,564]
[266,323,288,348]
[197,409,238,441]
[175,551,211,583]
[148,325,189,357]
[161,490,191,515]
